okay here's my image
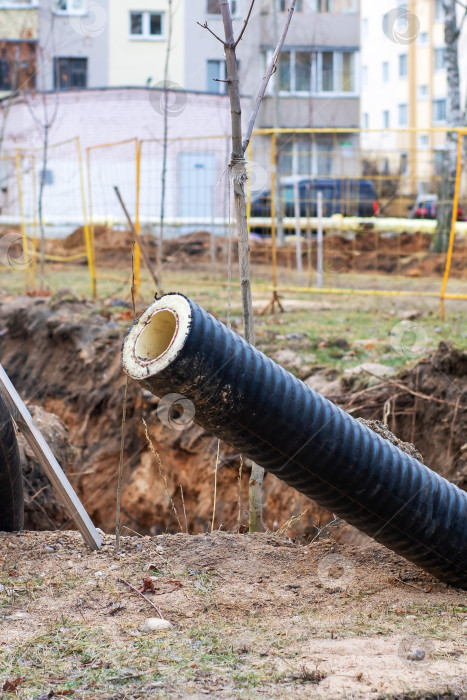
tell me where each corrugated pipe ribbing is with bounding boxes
[122,293,467,588]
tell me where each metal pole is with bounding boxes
[317,190,323,289]
[0,364,102,551]
[77,138,97,298]
[293,180,302,283]
[440,130,465,318]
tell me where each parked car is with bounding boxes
[250,177,380,231]
[409,194,465,221]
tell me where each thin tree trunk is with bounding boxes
[435,0,462,252]
[158,0,173,278]
[210,0,296,532]
[272,0,284,247]
[219,0,261,530]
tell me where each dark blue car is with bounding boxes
[250,177,380,224]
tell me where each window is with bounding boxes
[399,53,407,77]
[295,51,311,91]
[207,59,225,93]
[398,103,408,126]
[278,52,291,91]
[382,61,389,82]
[383,110,390,128]
[341,52,355,91]
[418,31,429,46]
[130,11,163,38]
[52,0,86,14]
[274,49,356,94]
[207,58,240,92]
[434,149,445,175]
[208,0,238,14]
[434,47,446,71]
[322,51,334,91]
[0,54,11,90]
[53,57,87,89]
[400,153,408,176]
[362,18,368,38]
[418,84,429,98]
[0,42,35,91]
[363,112,369,129]
[418,133,429,149]
[433,98,446,123]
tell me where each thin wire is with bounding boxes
[226,167,233,329]
[211,439,221,533]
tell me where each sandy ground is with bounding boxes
[1,530,466,699]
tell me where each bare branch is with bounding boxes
[197,20,226,44]
[234,0,256,47]
[458,6,467,35]
[242,0,297,153]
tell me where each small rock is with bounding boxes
[66,560,74,569]
[399,310,422,321]
[345,362,394,380]
[6,611,30,620]
[43,546,55,553]
[94,570,103,577]
[140,617,172,633]
[273,349,303,369]
[407,647,426,661]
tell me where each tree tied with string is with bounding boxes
[199,0,297,532]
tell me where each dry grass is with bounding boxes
[1,531,467,699]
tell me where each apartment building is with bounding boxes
[186,0,361,177]
[360,0,467,193]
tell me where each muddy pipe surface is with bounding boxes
[122,293,467,588]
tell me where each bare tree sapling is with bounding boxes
[200,0,296,532]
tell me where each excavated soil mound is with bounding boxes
[50,226,467,277]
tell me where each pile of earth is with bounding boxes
[46,226,467,278]
[0,293,466,541]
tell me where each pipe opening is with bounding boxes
[135,309,177,361]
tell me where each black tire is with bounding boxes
[0,392,24,531]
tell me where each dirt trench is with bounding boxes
[0,294,466,541]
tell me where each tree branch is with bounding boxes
[197,20,225,44]
[234,0,256,47]
[242,0,296,153]
[458,6,467,36]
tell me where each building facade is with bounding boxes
[360,0,467,194]
[185,0,360,178]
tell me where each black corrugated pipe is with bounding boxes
[122,293,467,588]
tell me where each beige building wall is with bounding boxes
[0,7,37,40]
[107,0,185,88]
